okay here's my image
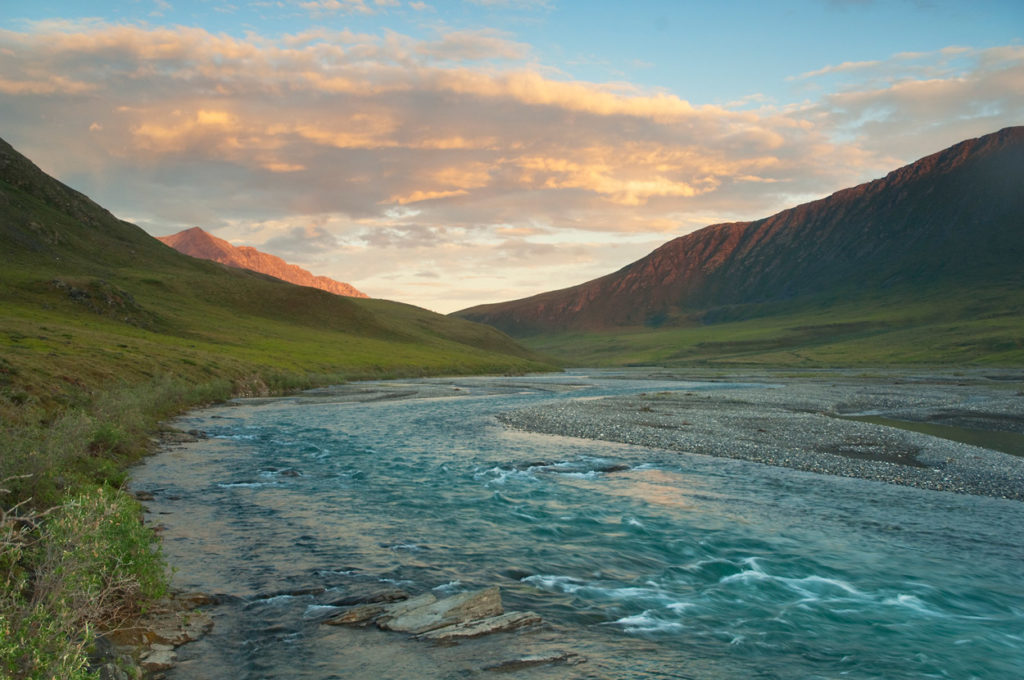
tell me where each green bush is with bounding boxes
[88,423,128,456]
[0,485,166,679]
[0,609,99,680]
[40,486,168,625]
[1,375,236,509]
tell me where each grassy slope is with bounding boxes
[0,143,560,506]
[0,175,554,410]
[0,143,556,677]
[520,283,1024,368]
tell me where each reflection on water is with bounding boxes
[562,467,703,512]
[133,373,1024,679]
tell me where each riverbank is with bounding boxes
[128,369,1024,679]
[497,369,1024,501]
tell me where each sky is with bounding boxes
[1,1,1022,313]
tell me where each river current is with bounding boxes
[132,372,1024,679]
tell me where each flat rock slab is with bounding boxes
[322,585,549,645]
[416,611,541,641]
[380,587,503,635]
[323,602,392,626]
[483,651,586,672]
[140,645,176,672]
[326,586,410,607]
[374,592,438,626]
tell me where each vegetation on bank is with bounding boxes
[0,339,550,679]
[519,283,1024,368]
[0,137,556,678]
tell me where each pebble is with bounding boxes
[498,373,1024,501]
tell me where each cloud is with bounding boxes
[799,45,1024,159]
[792,59,882,80]
[262,224,340,257]
[151,0,173,17]
[464,0,552,8]
[416,29,529,61]
[0,21,1021,311]
[298,0,375,15]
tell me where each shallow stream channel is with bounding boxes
[132,371,1024,679]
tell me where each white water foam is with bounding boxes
[216,481,280,489]
[522,574,674,606]
[474,465,538,486]
[432,580,462,594]
[882,594,943,616]
[522,574,586,593]
[611,610,685,634]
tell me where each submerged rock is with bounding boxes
[323,585,543,642]
[323,601,394,626]
[372,592,438,628]
[380,586,503,634]
[482,651,586,672]
[416,610,541,641]
[325,586,410,607]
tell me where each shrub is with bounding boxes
[0,485,166,679]
[39,486,167,627]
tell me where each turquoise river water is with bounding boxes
[132,373,1024,679]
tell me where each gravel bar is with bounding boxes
[498,370,1024,501]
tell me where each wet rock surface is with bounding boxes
[482,651,586,672]
[94,592,215,679]
[323,586,543,642]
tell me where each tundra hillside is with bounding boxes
[0,136,554,678]
[456,128,1024,367]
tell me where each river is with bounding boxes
[132,372,1024,679]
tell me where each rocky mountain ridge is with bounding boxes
[456,127,1024,335]
[159,227,367,298]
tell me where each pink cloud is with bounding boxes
[1,22,1020,311]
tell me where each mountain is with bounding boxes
[158,227,368,298]
[456,127,1024,343]
[0,135,553,414]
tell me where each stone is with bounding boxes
[323,591,433,627]
[140,646,176,672]
[325,586,410,607]
[482,651,585,672]
[322,585,548,643]
[176,592,219,609]
[416,611,541,641]
[380,587,503,635]
[148,609,214,646]
[158,429,198,444]
[97,662,134,680]
[322,602,391,626]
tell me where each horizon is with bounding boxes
[2,1,1022,313]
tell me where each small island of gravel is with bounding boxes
[497,369,1024,501]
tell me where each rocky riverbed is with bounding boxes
[131,369,1024,679]
[497,369,1024,501]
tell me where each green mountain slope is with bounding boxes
[456,128,1024,366]
[0,136,556,678]
[0,135,556,501]
[0,136,553,407]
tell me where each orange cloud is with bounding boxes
[391,189,469,204]
[2,21,1021,311]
